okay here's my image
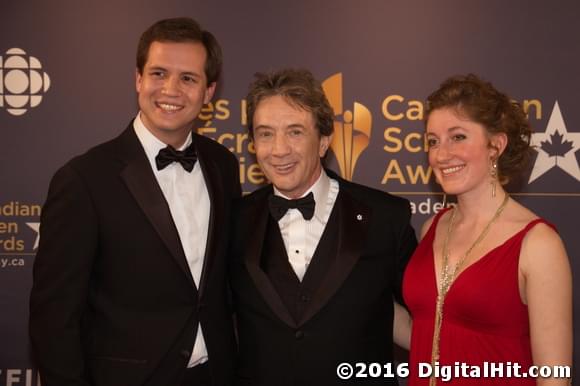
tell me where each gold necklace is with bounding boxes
[428,193,509,386]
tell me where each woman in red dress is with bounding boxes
[401,74,572,385]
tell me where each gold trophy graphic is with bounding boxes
[322,73,372,181]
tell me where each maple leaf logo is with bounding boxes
[540,130,574,161]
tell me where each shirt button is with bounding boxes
[295,330,304,340]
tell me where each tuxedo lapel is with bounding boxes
[195,134,224,298]
[116,126,196,288]
[242,192,297,328]
[298,188,370,326]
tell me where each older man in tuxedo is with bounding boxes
[229,69,417,385]
[30,18,240,386]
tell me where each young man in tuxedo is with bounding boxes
[30,18,240,386]
[229,69,417,385]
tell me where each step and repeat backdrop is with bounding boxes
[1,1,578,384]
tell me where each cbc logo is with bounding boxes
[0,48,51,116]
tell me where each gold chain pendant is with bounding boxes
[428,194,509,386]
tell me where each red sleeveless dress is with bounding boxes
[403,208,549,385]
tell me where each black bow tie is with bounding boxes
[268,192,315,221]
[155,143,197,172]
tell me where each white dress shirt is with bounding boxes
[274,169,339,281]
[134,113,209,367]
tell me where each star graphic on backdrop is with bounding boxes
[528,101,580,183]
[26,222,40,250]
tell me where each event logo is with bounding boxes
[0,368,41,386]
[0,201,41,269]
[0,48,51,116]
[322,73,372,181]
[529,101,580,183]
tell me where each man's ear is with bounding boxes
[319,133,333,157]
[135,68,143,93]
[204,82,217,105]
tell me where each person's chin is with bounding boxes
[156,120,191,134]
[270,177,297,193]
[441,182,472,196]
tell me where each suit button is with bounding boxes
[299,294,309,302]
[295,330,304,340]
[179,349,191,358]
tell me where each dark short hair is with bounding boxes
[136,17,222,84]
[245,68,334,138]
[425,74,533,184]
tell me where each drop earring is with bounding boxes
[490,160,498,198]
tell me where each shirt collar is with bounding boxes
[133,112,192,169]
[273,168,331,222]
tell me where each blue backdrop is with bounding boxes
[1,1,578,384]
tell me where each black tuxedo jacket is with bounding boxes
[30,124,241,386]
[229,172,417,386]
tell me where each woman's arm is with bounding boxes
[393,300,412,350]
[520,223,572,386]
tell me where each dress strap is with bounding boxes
[433,206,452,223]
[521,218,556,234]
[499,218,557,251]
[423,206,453,240]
